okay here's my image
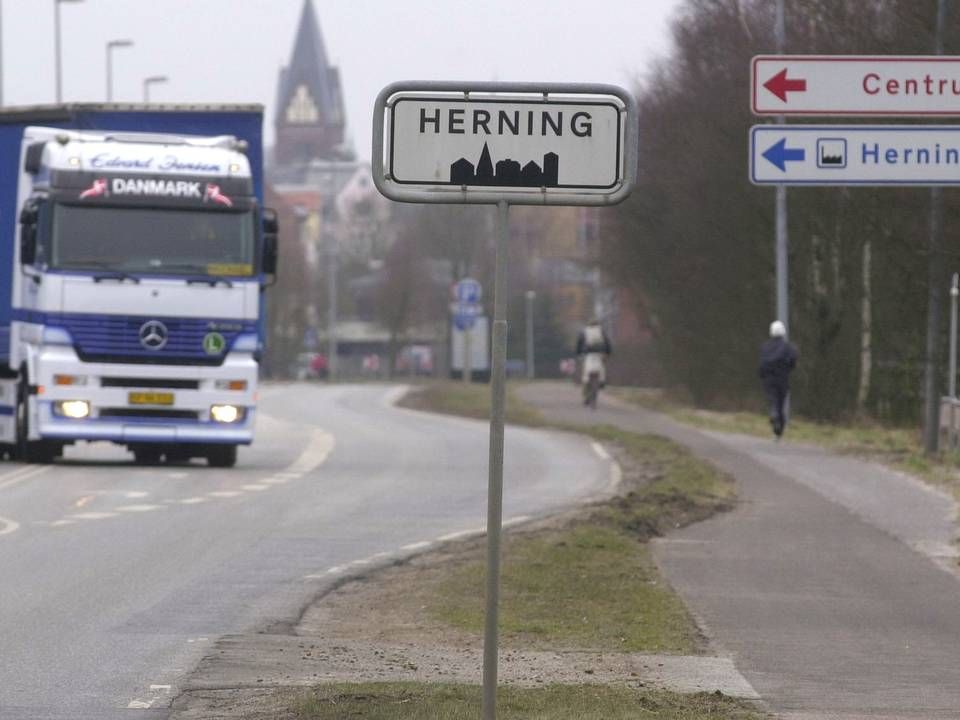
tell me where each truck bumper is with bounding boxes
[32,347,257,446]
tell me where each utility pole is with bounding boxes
[775,0,788,335]
[924,0,949,455]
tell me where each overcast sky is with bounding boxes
[2,0,682,160]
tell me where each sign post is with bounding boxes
[373,81,637,719]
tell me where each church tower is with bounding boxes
[274,0,349,165]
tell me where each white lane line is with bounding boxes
[167,473,188,479]
[49,520,75,527]
[75,494,96,508]
[207,491,242,498]
[438,528,485,542]
[0,465,52,491]
[591,441,611,461]
[116,504,164,513]
[127,700,153,709]
[241,484,269,492]
[69,512,118,520]
[274,472,302,479]
[125,491,150,499]
[263,477,289,485]
[607,461,623,493]
[179,497,207,505]
[350,558,371,566]
[0,516,20,536]
[285,428,336,474]
[401,541,432,551]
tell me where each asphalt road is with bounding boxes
[0,383,609,720]
[519,382,960,720]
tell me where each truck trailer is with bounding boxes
[0,104,276,466]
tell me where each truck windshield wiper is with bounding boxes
[185,275,234,288]
[91,271,141,284]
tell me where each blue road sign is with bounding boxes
[453,277,483,304]
[751,125,960,186]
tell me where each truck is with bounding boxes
[0,104,277,467]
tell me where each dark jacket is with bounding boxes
[576,327,612,355]
[758,337,798,388]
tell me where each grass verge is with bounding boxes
[399,380,547,427]
[609,387,960,500]
[293,682,762,719]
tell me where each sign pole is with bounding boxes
[482,200,509,720]
[774,0,789,336]
[464,323,472,384]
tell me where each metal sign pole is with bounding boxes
[464,324,472,384]
[482,200,509,720]
[950,273,958,399]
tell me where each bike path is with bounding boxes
[517,382,960,720]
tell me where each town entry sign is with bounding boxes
[372,81,637,205]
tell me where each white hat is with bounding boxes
[769,320,786,338]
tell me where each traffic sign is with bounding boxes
[453,277,482,304]
[753,56,960,116]
[751,125,960,186]
[372,81,637,206]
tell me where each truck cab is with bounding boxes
[4,126,277,466]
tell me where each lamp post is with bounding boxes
[142,75,168,103]
[106,39,133,102]
[525,290,536,380]
[55,0,84,103]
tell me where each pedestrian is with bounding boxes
[758,320,798,439]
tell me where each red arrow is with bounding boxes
[763,68,807,102]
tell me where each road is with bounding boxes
[0,383,609,720]
[519,382,960,720]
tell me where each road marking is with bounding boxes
[381,385,410,408]
[401,541,432,551]
[125,491,150,499]
[504,515,532,527]
[241,484,269,492]
[69,512,118,520]
[608,461,623,492]
[167,472,188,479]
[127,700,153,709]
[75,494,96,508]
[49,520,75,527]
[350,558,371,566]
[326,565,344,575]
[263,477,289,485]
[285,428,336,474]
[275,472,302,479]
[0,465,52,491]
[149,685,171,691]
[207,491,242,498]
[0,515,20,536]
[591,441,610,460]
[438,528,484,542]
[179,497,207,505]
[116,504,164,513]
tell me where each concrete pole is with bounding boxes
[481,201,510,720]
[949,273,958,399]
[775,0,788,335]
[924,0,949,455]
[54,0,62,103]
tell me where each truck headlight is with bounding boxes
[210,404,244,423]
[42,327,73,345]
[54,400,90,419]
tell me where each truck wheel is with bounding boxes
[206,445,237,468]
[16,379,55,463]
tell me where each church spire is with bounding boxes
[275,0,350,164]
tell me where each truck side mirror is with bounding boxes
[19,205,39,265]
[261,208,278,281]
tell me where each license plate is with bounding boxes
[128,392,174,406]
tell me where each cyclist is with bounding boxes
[576,318,612,408]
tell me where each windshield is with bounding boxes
[48,204,256,277]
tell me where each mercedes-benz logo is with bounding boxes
[139,320,168,350]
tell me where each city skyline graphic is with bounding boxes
[450,142,559,187]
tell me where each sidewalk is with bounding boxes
[517,382,960,720]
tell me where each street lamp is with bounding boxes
[525,290,536,380]
[106,39,133,102]
[142,75,168,103]
[54,0,84,104]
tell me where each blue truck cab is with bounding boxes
[0,105,276,466]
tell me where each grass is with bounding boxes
[293,682,764,719]
[609,386,960,500]
[398,381,547,427]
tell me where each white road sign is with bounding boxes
[752,56,960,116]
[751,125,960,186]
[373,83,636,205]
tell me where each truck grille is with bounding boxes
[101,377,200,389]
[45,313,255,365]
[99,408,200,421]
